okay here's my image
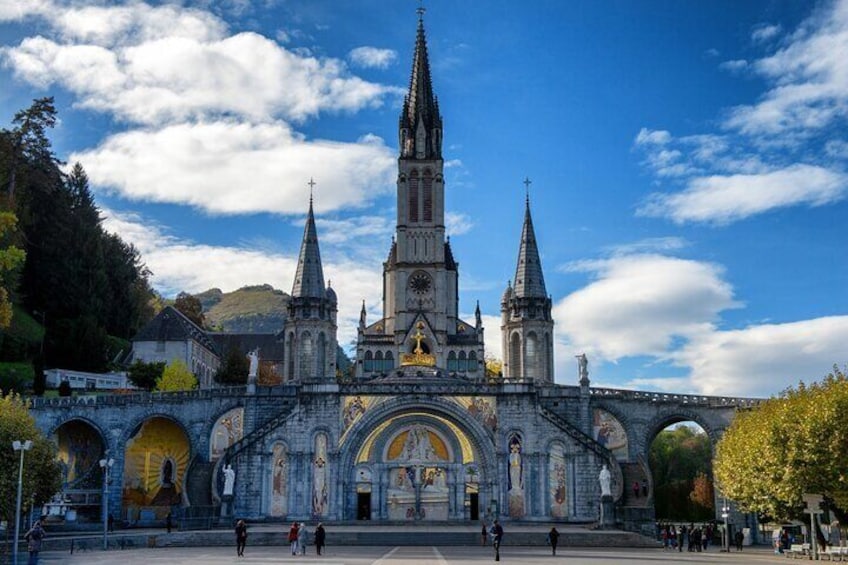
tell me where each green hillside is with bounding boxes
[197,285,289,333]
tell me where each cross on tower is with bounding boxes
[417,1,425,21]
[523,176,532,203]
[308,177,316,203]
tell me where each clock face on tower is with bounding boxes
[409,272,432,295]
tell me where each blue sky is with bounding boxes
[1,0,846,398]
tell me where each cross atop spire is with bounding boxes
[308,177,316,205]
[399,6,442,159]
[291,190,326,298]
[523,176,532,204]
[417,0,425,21]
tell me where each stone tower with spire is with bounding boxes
[501,189,554,382]
[283,189,338,381]
[355,11,484,379]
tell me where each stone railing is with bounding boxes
[29,386,248,408]
[588,387,761,407]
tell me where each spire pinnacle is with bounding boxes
[512,182,547,299]
[399,6,442,159]
[291,187,326,298]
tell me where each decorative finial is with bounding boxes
[523,177,532,204]
[417,1,425,21]
[308,177,316,205]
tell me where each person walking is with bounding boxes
[735,529,744,551]
[298,522,308,555]
[315,522,326,556]
[288,522,299,555]
[490,520,504,562]
[235,519,247,557]
[481,521,488,546]
[166,512,173,534]
[547,527,559,556]
[24,520,45,565]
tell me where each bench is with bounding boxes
[785,543,811,558]
[820,546,848,561]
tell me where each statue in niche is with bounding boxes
[223,464,236,497]
[599,464,611,497]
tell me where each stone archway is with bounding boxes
[51,418,108,523]
[339,396,496,521]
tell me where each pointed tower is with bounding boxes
[284,188,338,381]
[501,186,554,382]
[355,9,484,379]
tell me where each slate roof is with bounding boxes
[291,198,326,299]
[132,306,218,354]
[512,199,548,299]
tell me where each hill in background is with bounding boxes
[196,285,289,333]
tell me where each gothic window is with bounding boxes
[364,351,374,372]
[546,333,554,378]
[286,332,295,379]
[423,169,433,222]
[526,332,538,379]
[510,333,522,379]
[458,351,467,372]
[408,170,419,223]
[468,350,478,372]
[375,351,384,372]
[447,351,457,371]
[385,351,394,371]
[299,331,313,377]
[316,332,327,377]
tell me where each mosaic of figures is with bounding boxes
[55,421,102,489]
[312,433,329,517]
[387,466,449,520]
[549,442,567,518]
[340,395,389,438]
[386,424,450,463]
[122,417,189,511]
[269,443,288,517]
[507,433,525,517]
[450,396,497,431]
[210,408,244,461]
[593,409,629,460]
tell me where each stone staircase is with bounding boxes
[537,400,613,462]
[223,397,298,462]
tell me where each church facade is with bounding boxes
[29,13,758,534]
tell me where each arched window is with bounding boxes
[526,332,538,379]
[299,331,313,377]
[546,333,554,379]
[316,332,327,377]
[423,169,433,222]
[286,332,295,379]
[408,169,419,223]
[375,351,384,372]
[447,351,457,371]
[364,351,374,372]
[385,351,394,371]
[468,350,478,372]
[510,333,522,379]
[458,350,467,372]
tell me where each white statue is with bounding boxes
[223,464,236,496]
[577,353,588,380]
[599,464,611,497]
[247,349,260,378]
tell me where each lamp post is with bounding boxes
[721,498,730,552]
[99,457,115,550]
[12,440,33,565]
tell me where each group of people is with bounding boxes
[232,520,326,558]
[659,523,714,552]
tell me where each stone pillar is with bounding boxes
[600,495,615,528]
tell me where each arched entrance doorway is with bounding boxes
[343,402,493,522]
[52,419,107,522]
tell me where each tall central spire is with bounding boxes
[399,9,442,159]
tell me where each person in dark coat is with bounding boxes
[735,529,744,551]
[314,523,326,555]
[235,519,247,557]
[481,521,488,546]
[25,520,45,565]
[547,527,560,556]
[166,512,173,533]
[490,520,504,562]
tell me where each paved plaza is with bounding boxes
[37,545,791,564]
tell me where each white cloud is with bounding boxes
[637,164,847,224]
[102,208,383,351]
[726,0,848,136]
[718,59,748,73]
[70,121,396,215]
[315,215,394,246]
[446,212,474,236]
[634,128,671,145]
[553,254,739,361]
[604,236,688,256]
[348,46,397,69]
[672,316,848,396]
[751,23,782,44]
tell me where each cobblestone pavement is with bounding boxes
[38,545,793,564]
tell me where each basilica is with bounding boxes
[31,11,751,534]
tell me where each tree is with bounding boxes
[156,359,197,392]
[649,424,713,521]
[2,97,57,202]
[127,359,165,391]
[0,212,25,328]
[0,393,62,528]
[485,355,503,378]
[174,292,204,328]
[689,471,715,511]
[215,346,249,385]
[57,379,72,397]
[715,365,848,523]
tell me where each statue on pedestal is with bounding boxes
[598,464,611,497]
[248,349,260,378]
[223,464,236,496]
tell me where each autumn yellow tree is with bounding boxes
[0,212,25,328]
[155,359,198,392]
[715,365,848,522]
[485,354,503,378]
[689,471,714,511]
